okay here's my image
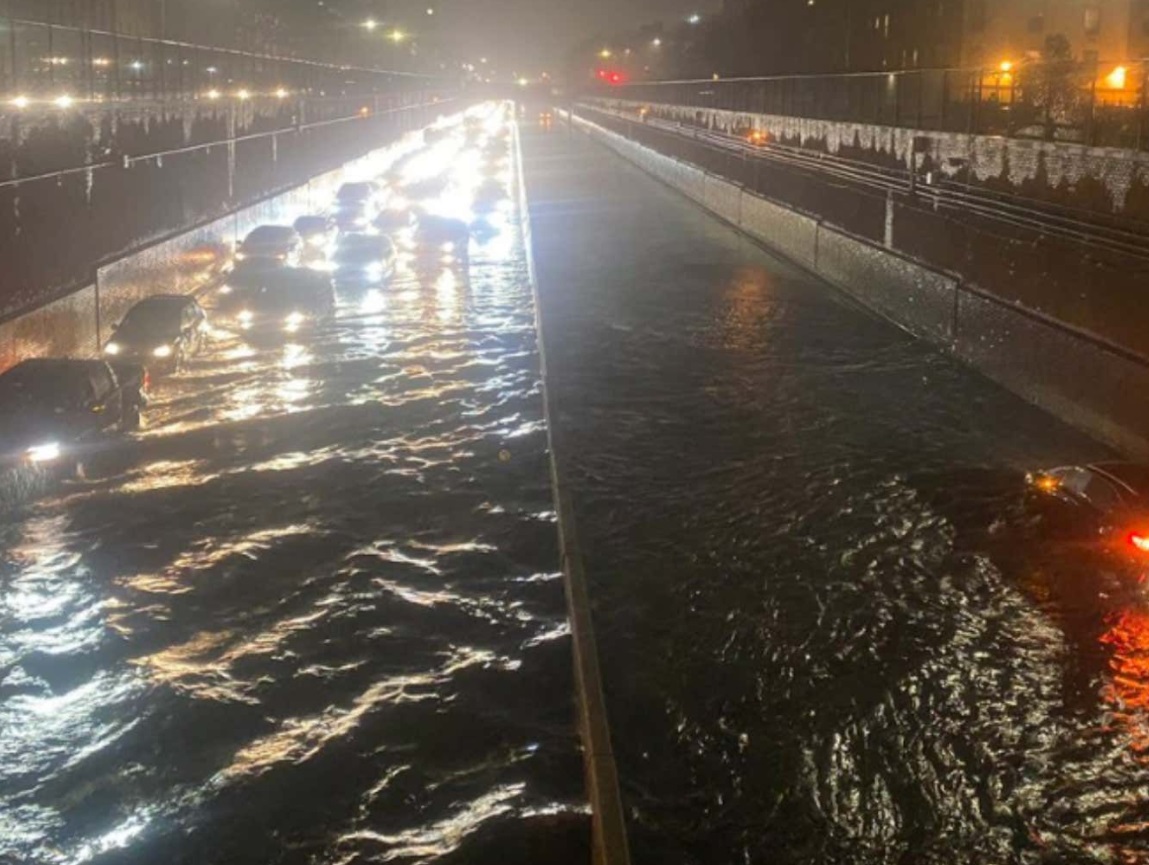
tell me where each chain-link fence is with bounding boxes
[611,61,1149,150]
[0,16,437,104]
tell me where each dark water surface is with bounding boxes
[0,105,588,865]
[522,121,1149,863]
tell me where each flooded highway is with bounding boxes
[522,119,1149,863]
[0,104,588,865]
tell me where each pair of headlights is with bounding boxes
[105,343,172,359]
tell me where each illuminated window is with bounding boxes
[1084,6,1100,35]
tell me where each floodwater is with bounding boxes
[522,118,1149,863]
[0,104,588,865]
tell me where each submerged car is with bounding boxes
[1026,463,1149,565]
[293,215,336,263]
[332,183,383,231]
[236,225,303,267]
[0,358,148,484]
[416,213,470,257]
[103,295,208,374]
[229,268,335,337]
[332,234,396,286]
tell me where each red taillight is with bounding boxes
[142,369,151,392]
[1130,533,1149,553]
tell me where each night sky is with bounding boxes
[325,0,719,72]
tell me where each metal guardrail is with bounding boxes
[608,60,1149,150]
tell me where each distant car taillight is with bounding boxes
[142,369,151,392]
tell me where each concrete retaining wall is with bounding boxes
[739,193,819,270]
[0,286,99,371]
[569,109,1149,458]
[814,227,957,345]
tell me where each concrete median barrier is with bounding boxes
[814,224,957,344]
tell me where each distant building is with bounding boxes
[712,0,1149,78]
[961,0,1149,68]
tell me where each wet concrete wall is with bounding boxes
[569,109,1149,458]
[0,286,98,371]
[0,106,462,370]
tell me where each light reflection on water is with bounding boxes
[0,102,586,864]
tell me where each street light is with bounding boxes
[687,13,701,24]
[652,37,662,47]
[389,29,406,43]
[10,95,29,109]
[363,18,378,31]
[599,48,612,59]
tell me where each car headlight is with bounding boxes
[237,310,254,324]
[218,284,233,295]
[104,342,121,356]
[26,442,61,463]
[153,345,173,358]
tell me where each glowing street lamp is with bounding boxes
[687,13,701,24]
[389,29,406,43]
[1107,65,1128,89]
[10,95,29,109]
[54,95,74,108]
[275,87,289,99]
[599,48,612,59]
[652,37,662,47]
[363,18,378,31]
[205,89,221,100]
[236,88,251,100]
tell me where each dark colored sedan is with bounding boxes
[1026,463,1149,564]
[0,358,148,489]
[236,225,302,267]
[229,268,335,338]
[104,295,208,374]
[293,215,337,266]
[332,234,397,286]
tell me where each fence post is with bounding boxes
[916,71,924,129]
[47,24,55,89]
[1138,68,1147,151]
[1087,72,1097,147]
[6,8,17,94]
